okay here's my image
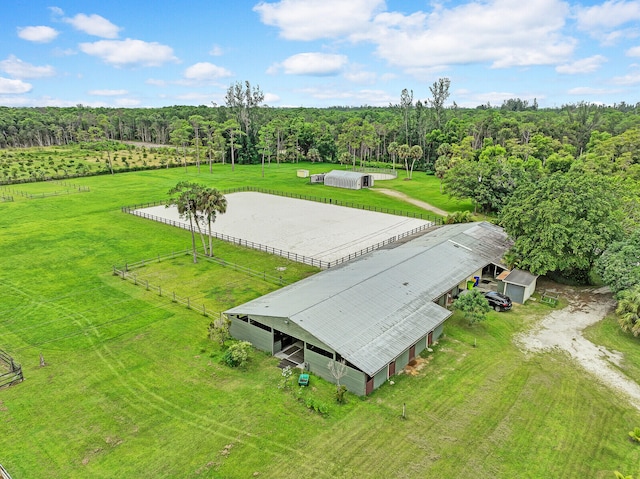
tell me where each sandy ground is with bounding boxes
[137,192,432,264]
[374,188,450,217]
[516,284,640,410]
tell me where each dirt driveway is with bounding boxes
[373,188,449,217]
[516,284,640,410]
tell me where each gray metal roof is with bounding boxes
[226,222,512,376]
[503,269,538,287]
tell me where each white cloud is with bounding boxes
[344,64,377,84]
[254,0,385,40]
[183,62,232,81]
[209,45,224,56]
[272,53,348,75]
[364,0,575,71]
[575,0,640,32]
[263,92,281,104]
[115,98,141,106]
[298,86,395,105]
[627,46,640,56]
[175,92,219,104]
[146,78,167,87]
[0,77,33,94]
[556,55,607,74]
[568,86,620,95]
[574,1,640,45]
[64,13,121,38]
[612,71,640,85]
[0,55,56,79]
[79,39,178,67]
[88,89,128,96]
[17,26,59,43]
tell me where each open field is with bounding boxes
[1,161,639,478]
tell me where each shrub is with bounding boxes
[629,426,640,443]
[335,385,347,404]
[222,341,252,368]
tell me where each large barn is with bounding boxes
[225,222,512,395]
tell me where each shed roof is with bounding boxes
[502,269,538,287]
[226,222,511,376]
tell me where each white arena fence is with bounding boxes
[122,187,440,269]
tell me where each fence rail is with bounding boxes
[113,250,289,319]
[0,349,23,389]
[0,184,89,199]
[1,195,13,202]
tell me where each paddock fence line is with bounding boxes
[0,184,90,199]
[0,349,23,390]
[115,249,286,285]
[112,250,288,319]
[1,195,13,202]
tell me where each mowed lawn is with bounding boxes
[0,162,639,478]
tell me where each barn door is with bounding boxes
[428,331,433,347]
[409,344,416,362]
[365,375,374,395]
[388,360,396,378]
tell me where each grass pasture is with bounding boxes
[0,161,639,478]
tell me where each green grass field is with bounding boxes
[1,161,639,478]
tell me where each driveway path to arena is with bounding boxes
[516,285,640,411]
[373,188,449,217]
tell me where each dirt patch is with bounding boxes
[515,284,640,410]
[404,356,429,376]
[373,188,449,217]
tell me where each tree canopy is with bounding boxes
[499,172,624,278]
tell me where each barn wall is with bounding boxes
[373,367,388,390]
[505,284,525,304]
[306,354,367,396]
[396,349,410,371]
[433,322,445,342]
[523,279,537,303]
[229,317,272,352]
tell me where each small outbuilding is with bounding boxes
[324,170,374,190]
[497,269,538,304]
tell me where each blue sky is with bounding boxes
[1,0,639,108]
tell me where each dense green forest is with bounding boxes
[1,94,639,304]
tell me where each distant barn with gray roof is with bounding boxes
[225,222,511,395]
[323,170,374,189]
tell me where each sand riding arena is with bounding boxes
[128,191,437,268]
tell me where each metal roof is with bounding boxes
[502,269,538,287]
[226,222,512,376]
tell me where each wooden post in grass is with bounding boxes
[402,403,406,419]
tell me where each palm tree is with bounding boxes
[616,285,640,336]
[408,144,423,179]
[199,187,228,256]
[387,141,398,170]
[166,181,201,263]
[397,143,411,179]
